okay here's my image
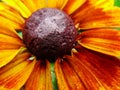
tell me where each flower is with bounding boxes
[0,0,120,90]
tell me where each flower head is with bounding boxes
[0,0,120,90]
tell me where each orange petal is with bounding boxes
[45,61,53,90]
[25,60,53,90]
[2,0,31,18]
[20,0,37,12]
[0,27,19,38]
[79,7,120,29]
[0,58,35,90]
[55,58,85,90]
[47,0,68,9]
[54,58,70,90]
[65,55,107,90]
[0,34,21,45]
[73,46,120,89]
[78,29,120,57]
[63,0,86,15]
[0,43,23,50]
[71,0,114,25]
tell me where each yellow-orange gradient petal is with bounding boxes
[63,0,86,15]
[55,58,85,90]
[0,57,36,90]
[0,2,25,26]
[0,27,18,38]
[2,0,31,18]
[87,0,114,9]
[0,49,21,68]
[32,0,46,10]
[0,15,23,37]
[0,33,23,50]
[25,60,53,90]
[0,51,31,74]
[77,29,120,57]
[72,46,120,89]
[20,0,37,12]
[0,10,25,26]
[71,0,114,25]
[0,28,24,67]
[78,7,120,29]
[0,16,22,30]
[0,2,10,10]
[47,0,68,9]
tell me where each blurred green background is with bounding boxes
[115,0,120,6]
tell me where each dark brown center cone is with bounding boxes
[22,8,77,61]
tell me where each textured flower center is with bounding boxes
[22,8,77,60]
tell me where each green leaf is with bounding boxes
[114,0,120,7]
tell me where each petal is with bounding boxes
[0,18,22,37]
[0,3,25,26]
[0,52,31,74]
[0,10,24,27]
[25,60,53,90]
[45,61,53,90]
[20,0,37,12]
[54,58,70,90]
[90,0,114,9]
[71,0,114,25]
[65,55,107,90]
[55,58,85,90]
[2,0,31,18]
[0,27,24,67]
[0,2,10,10]
[63,0,86,15]
[79,7,120,29]
[47,0,68,9]
[0,27,18,38]
[73,46,120,89]
[0,43,22,50]
[0,49,22,68]
[78,29,120,57]
[0,34,23,50]
[0,57,36,90]
[0,10,24,26]
[32,0,47,10]
[0,16,22,30]
[0,48,26,68]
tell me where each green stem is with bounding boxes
[50,62,58,90]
